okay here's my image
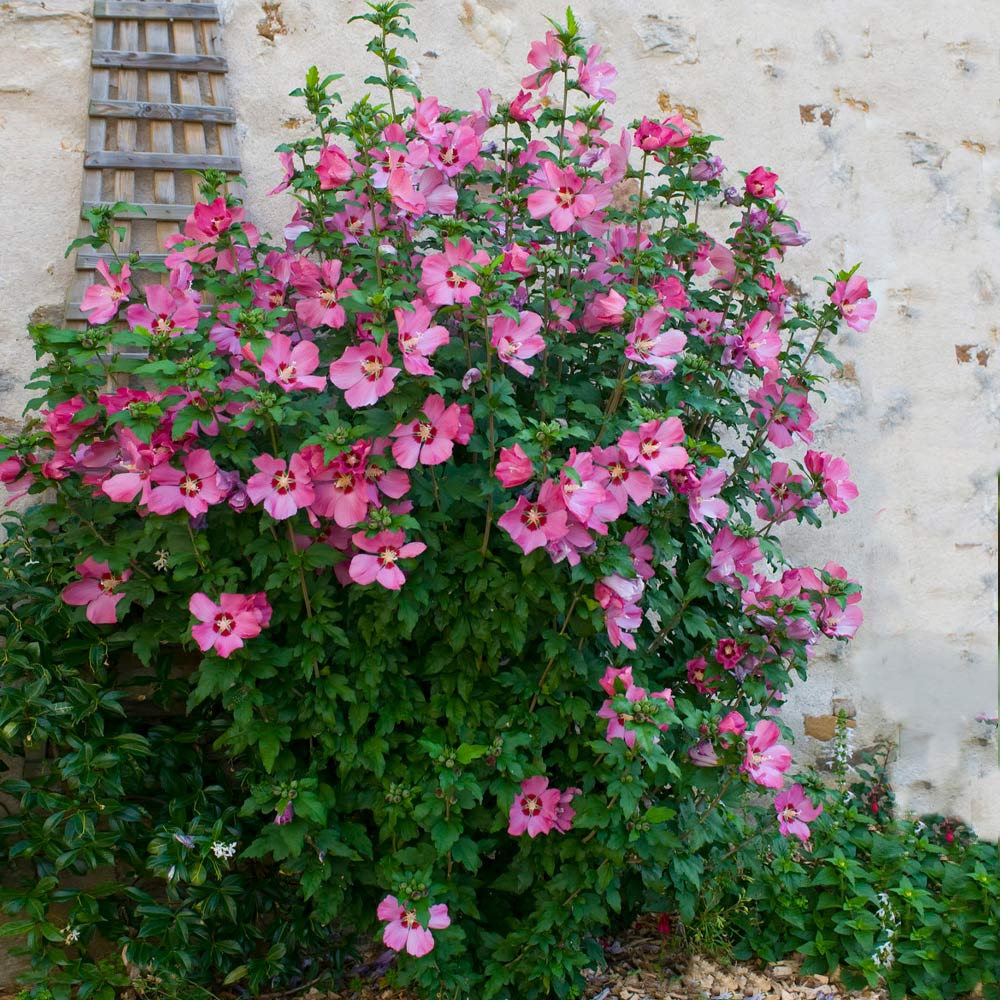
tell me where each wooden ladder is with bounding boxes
[67,0,241,323]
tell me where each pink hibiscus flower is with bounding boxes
[521,31,564,95]
[497,481,569,554]
[635,114,690,151]
[377,896,450,957]
[508,776,561,837]
[246,453,315,520]
[390,394,468,469]
[293,259,356,330]
[258,334,327,392]
[61,557,132,624]
[147,449,225,517]
[803,450,858,514]
[316,143,353,188]
[395,300,450,376]
[183,196,244,244]
[597,681,673,747]
[329,338,400,409]
[492,311,546,376]
[589,445,654,516]
[80,259,131,325]
[418,238,490,306]
[688,467,730,528]
[101,428,172,506]
[618,418,688,476]
[189,591,272,658]
[831,274,877,332]
[625,308,686,375]
[745,166,779,199]
[527,161,598,233]
[125,282,200,337]
[576,44,617,102]
[774,784,823,842]
[495,444,534,488]
[349,530,427,590]
[741,720,792,789]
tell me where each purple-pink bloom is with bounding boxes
[742,720,792,789]
[418,238,489,306]
[80,260,131,325]
[625,308,686,375]
[349,530,427,590]
[831,274,877,332]
[189,591,271,658]
[527,161,598,233]
[635,114,690,151]
[329,338,401,409]
[492,311,546,376]
[258,334,327,392]
[390,394,468,469]
[803,450,858,514]
[377,895,450,957]
[147,448,226,517]
[688,467,730,528]
[126,282,200,337]
[508,776,562,837]
[396,300,450,376]
[745,166,779,199]
[61,557,132,624]
[618,418,688,476]
[316,143,353,189]
[576,44,617,102]
[774,784,823,842]
[246,453,315,520]
[495,444,534,488]
[521,31,564,95]
[498,481,569,555]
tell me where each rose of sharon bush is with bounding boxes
[0,4,874,998]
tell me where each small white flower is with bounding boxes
[63,926,80,944]
[153,549,170,571]
[211,840,237,859]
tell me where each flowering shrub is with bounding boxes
[0,4,877,997]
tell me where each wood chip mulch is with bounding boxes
[309,922,888,1000]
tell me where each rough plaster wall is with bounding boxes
[0,0,997,835]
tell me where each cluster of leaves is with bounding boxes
[0,528,349,998]
[1,4,875,998]
[699,748,1000,1000]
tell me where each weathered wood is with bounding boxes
[89,99,237,123]
[144,18,182,259]
[84,151,241,171]
[75,251,168,271]
[172,17,211,206]
[82,201,195,221]
[93,1,220,20]
[112,18,140,259]
[92,50,228,72]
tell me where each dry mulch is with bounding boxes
[0,929,888,1000]
[313,924,887,1000]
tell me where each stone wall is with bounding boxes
[1,0,998,838]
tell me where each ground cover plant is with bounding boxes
[0,4,882,997]
[703,723,1000,1000]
